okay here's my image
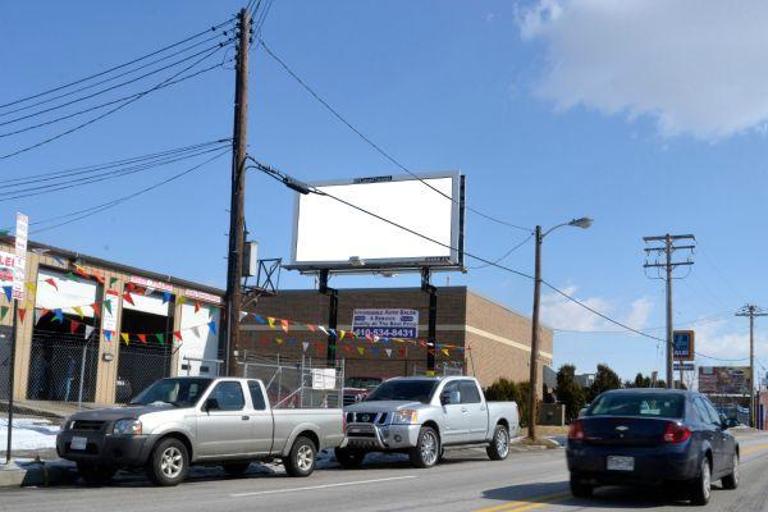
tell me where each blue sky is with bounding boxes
[2,1,766,381]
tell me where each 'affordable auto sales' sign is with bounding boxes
[352,308,419,339]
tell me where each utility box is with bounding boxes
[242,241,258,277]
[538,403,565,426]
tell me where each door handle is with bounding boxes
[241,415,250,421]
[461,407,468,413]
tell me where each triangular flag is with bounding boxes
[121,333,130,345]
[357,346,365,355]
[398,348,407,357]
[328,329,337,338]
[280,319,289,333]
[17,308,26,324]
[122,292,135,306]
[109,277,118,288]
[317,325,328,336]
[253,315,266,324]
[177,295,187,305]
[441,348,450,357]
[302,341,310,352]
[53,308,64,323]
[239,311,248,322]
[74,265,90,278]
[73,306,84,319]
[44,277,58,291]
[173,330,183,342]
[194,301,201,313]
[307,324,316,332]
[162,291,172,304]
[93,273,105,285]
[267,317,276,329]
[25,282,36,293]
[275,337,284,345]
[208,320,217,335]
[338,330,346,341]
[137,333,147,344]
[34,308,41,324]
[69,320,81,335]
[0,305,8,322]
[155,333,165,345]
[104,330,113,342]
[66,271,77,280]
[84,325,95,339]
[91,302,100,317]
[2,286,11,301]
[385,348,393,358]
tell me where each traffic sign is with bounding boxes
[673,330,695,361]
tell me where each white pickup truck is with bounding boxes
[57,377,344,486]
[336,376,519,468]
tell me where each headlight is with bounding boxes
[392,409,419,424]
[113,419,142,435]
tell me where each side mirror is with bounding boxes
[203,398,219,412]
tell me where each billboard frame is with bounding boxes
[285,171,466,274]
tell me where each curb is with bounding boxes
[0,460,77,488]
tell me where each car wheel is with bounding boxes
[721,453,739,490]
[569,474,593,499]
[409,426,440,468]
[222,462,251,476]
[284,436,317,477]
[486,424,510,461]
[77,462,116,485]
[146,438,189,486]
[334,447,366,469]
[689,457,712,506]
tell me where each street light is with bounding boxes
[528,217,593,441]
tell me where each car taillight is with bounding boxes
[663,422,692,443]
[568,420,585,440]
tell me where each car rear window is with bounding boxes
[586,393,685,418]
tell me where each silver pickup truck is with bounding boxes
[56,377,344,486]
[336,376,518,468]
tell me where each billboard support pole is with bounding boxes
[421,268,437,372]
[319,271,338,365]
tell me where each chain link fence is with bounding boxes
[115,342,175,404]
[237,354,344,409]
[411,361,465,377]
[0,326,11,401]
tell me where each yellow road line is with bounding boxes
[741,442,768,457]
[473,492,571,512]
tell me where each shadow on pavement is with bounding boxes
[480,480,703,509]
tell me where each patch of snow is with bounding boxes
[0,417,60,452]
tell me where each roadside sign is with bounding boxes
[673,330,695,361]
[12,212,28,301]
[352,308,419,339]
[673,362,695,372]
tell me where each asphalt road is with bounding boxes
[2,431,768,512]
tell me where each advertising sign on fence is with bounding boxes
[698,366,751,395]
[311,368,337,390]
[0,250,14,288]
[352,308,419,339]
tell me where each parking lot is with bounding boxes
[1,430,766,511]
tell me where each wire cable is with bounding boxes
[466,233,534,270]
[258,40,532,234]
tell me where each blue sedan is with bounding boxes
[566,389,739,506]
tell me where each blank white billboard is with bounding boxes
[289,173,464,272]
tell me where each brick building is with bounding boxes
[241,287,553,393]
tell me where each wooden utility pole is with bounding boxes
[528,225,542,441]
[224,8,250,375]
[736,304,767,428]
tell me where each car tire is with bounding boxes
[569,474,593,499]
[146,437,190,487]
[222,462,251,476]
[486,424,510,461]
[284,436,317,477]
[409,426,440,468]
[721,453,739,490]
[689,457,712,506]
[334,447,366,469]
[77,462,116,485]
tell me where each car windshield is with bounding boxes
[585,393,685,419]
[364,380,437,403]
[345,377,382,389]
[129,378,213,407]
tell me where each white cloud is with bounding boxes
[518,0,768,140]
[541,286,652,332]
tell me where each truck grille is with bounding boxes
[349,412,387,424]
[71,420,105,432]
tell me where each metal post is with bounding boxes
[421,268,437,372]
[750,312,755,428]
[319,271,338,365]
[5,299,18,464]
[78,338,90,408]
[528,225,542,441]
[224,8,251,376]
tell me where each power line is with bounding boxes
[30,149,230,234]
[0,16,236,111]
[0,45,229,160]
[258,40,532,234]
[466,233,534,270]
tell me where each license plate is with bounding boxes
[606,455,634,471]
[70,436,87,451]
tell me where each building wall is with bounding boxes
[240,287,553,393]
[0,240,223,405]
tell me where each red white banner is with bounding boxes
[13,212,28,301]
